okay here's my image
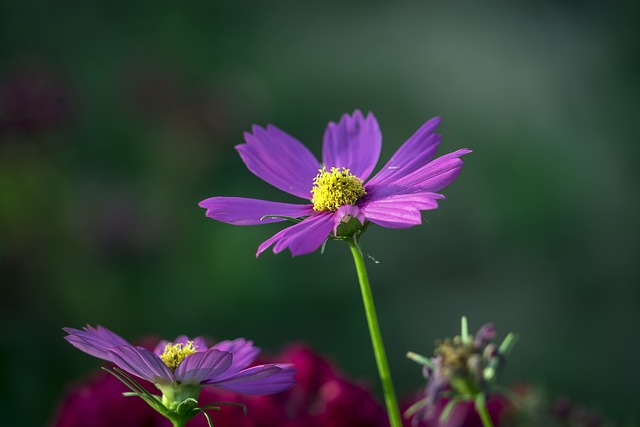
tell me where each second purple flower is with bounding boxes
[199,110,470,256]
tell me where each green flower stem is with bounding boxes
[475,395,495,427]
[347,239,403,427]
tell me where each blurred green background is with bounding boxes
[1,1,639,426]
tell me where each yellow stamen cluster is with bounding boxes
[434,336,476,377]
[311,167,366,212]
[160,341,198,371]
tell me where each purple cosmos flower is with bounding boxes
[63,325,296,426]
[199,110,470,256]
[54,342,389,427]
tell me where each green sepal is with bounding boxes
[498,332,519,356]
[199,409,215,427]
[320,238,329,254]
[406,351,436,370]
[201,401,247,416]
[176,397,199,415]
[461,316,470,344]
[334,215,363,237]
[403,397,429,418]
[484,332,519,382]
[101,367,167,415]
[439,398,461,423]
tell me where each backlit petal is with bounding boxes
[199,197,313,225]
[237,125,320,199]
[63,325,131,361]
[360,192,445,228]
[205,363,297,395]
[257,213,334,257]
[175,349,232,385]
[107,345,174,384]
[367,117,441,187]
[211,338,260,373]
[322,110,381,181]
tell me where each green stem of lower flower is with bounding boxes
[347,239,403,427]
[476,398,494,427]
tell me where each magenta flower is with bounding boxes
[54,342,389,427]
[199,110,470,256]
[64,325,296,426]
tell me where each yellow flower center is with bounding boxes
[435,336,476,377]
[311,167,366,212]
[160,341,198,371]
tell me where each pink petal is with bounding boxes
[199,197,313,225]
[107,345,174,384]
[237,125,320,199]
[367,149,471,200]
[205,363,297,395]
[211,338,261,374]
[360,192,445,228]
[366,117,442,187]
[257,213,335,257]
[175,349,232,385]
[322,110,381,181]
[63,325,131,361]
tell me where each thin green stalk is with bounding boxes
[347,239,403,427]
[475,395,494,427]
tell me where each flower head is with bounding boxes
[63,325,296,426]
[199,110,470,256]
[405,317,518,426]
[54,343,387,427]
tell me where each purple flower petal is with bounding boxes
[237,125,320,199]
[175,349,232,385]
[205,363,297,395]
[360,192,445,229]
[474,323,497,349]
[256,212,335,257]
[367,149,471,200]
[366,117,442,187]
[322,110,381,181]
[211,338,260,374]
[199,197,313,225]
[393,149,471,192]
[63,325,131,361]
[107,345,174,384]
